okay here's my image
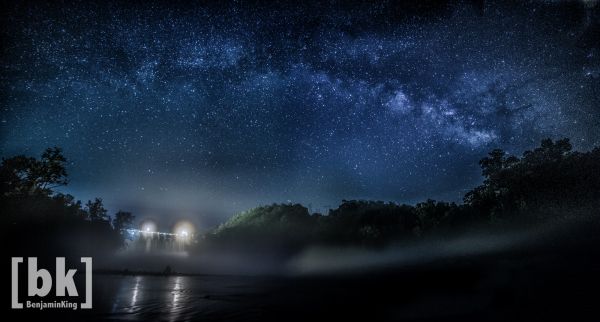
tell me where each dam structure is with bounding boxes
[124,228,194,253]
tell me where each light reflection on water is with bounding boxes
[97,275,271,321]
[131,276,141,310]
[169,276,183,322]
[172,276,182,306]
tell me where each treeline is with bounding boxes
[3,138,599,257]
[466,138,600,218]
[0,147,134,257]
[204,201,476,253]
[205,138,600,253]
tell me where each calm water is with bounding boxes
[11,254,600,322]
[90,275,277,321]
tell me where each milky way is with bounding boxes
[1,1,599,228]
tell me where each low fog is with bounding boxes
[101,217,589,276]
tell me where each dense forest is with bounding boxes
[205,138,600,254]
[2,138,600,260]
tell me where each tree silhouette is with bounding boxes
[0,147,68,197]
[210,138,600,252]
[465,138,600,219]
[3,140,599,258]
[1,147,130,257]
[86,198,109,222]
[113,210,135,231]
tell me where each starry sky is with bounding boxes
[1,0,599,229]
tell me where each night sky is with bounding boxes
[1,1,599,229]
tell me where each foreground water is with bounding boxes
[91,274,277,321]
[8,221,600,322]
[9,253,600,322]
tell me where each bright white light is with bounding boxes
[140,221,156,234]
[173,221,195,242]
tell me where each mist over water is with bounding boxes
[104,218,573,277]
[286,232,528,275]
[84,217,600,322]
